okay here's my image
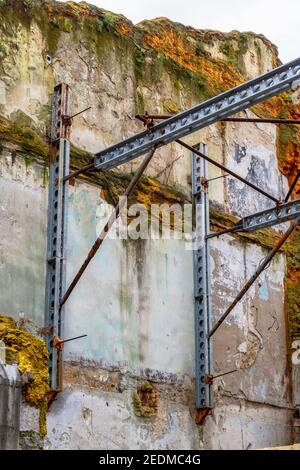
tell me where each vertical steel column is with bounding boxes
[45,84,70,390]
[192,144,213,409]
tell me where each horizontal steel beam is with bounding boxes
[95,57,300,170]
[208,198,300,238]
[237,198,300,232]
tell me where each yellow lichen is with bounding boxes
[163,99,181,114]
[0,315,49,437]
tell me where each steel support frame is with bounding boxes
[45,83,71,390]
[192,145,212,409]
[45,56,300,410]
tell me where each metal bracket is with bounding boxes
[192,144,213,412]
[44,83,71,390]
[195,407,212,425]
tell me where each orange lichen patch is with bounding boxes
[44,0,94,19]
[141,19,244,95]
[115,22,133,37]
[143,30,197,71]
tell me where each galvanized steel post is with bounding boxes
[45,83,71,390]
[192,144,213,409]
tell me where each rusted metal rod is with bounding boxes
[212,369,237,379]
[222,117,300,125]
[176,139,280,204]
[285,169,300,202]
[136,114,170,121]
[136,113,300,126]
[60,146,157,308]
[209,217,300,338]
[63,162,95,182]
[62,334,87,344]
[206,174,229,182]
[68,106,92,120]
[206,226,240,239]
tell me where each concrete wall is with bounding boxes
[1,141,294,449]
[0,2,296,449]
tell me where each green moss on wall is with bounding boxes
[102,12,118,31]
[135,47,146,80]
[219,40,236,65]
[284,229,300,340]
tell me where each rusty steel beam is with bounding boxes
[59,146,157,308]
[208,217,300,338]
[176,139,280,204]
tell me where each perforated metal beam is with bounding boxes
[209,198,300,236]
[241,199,300,231]
[95,57,300,170]
[45,84,70,390]
[192,145,212,409]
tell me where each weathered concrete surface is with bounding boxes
[203,400,293,450]
[210,236,290,407]
[1,142,293,448]
[263,443,300,450]
[65,180,194,375]
[0,0,297,450]
[0,151,47,324]
[0,364,21,450]
[45,386,198,450]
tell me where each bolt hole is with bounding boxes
[45,54,52,65]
